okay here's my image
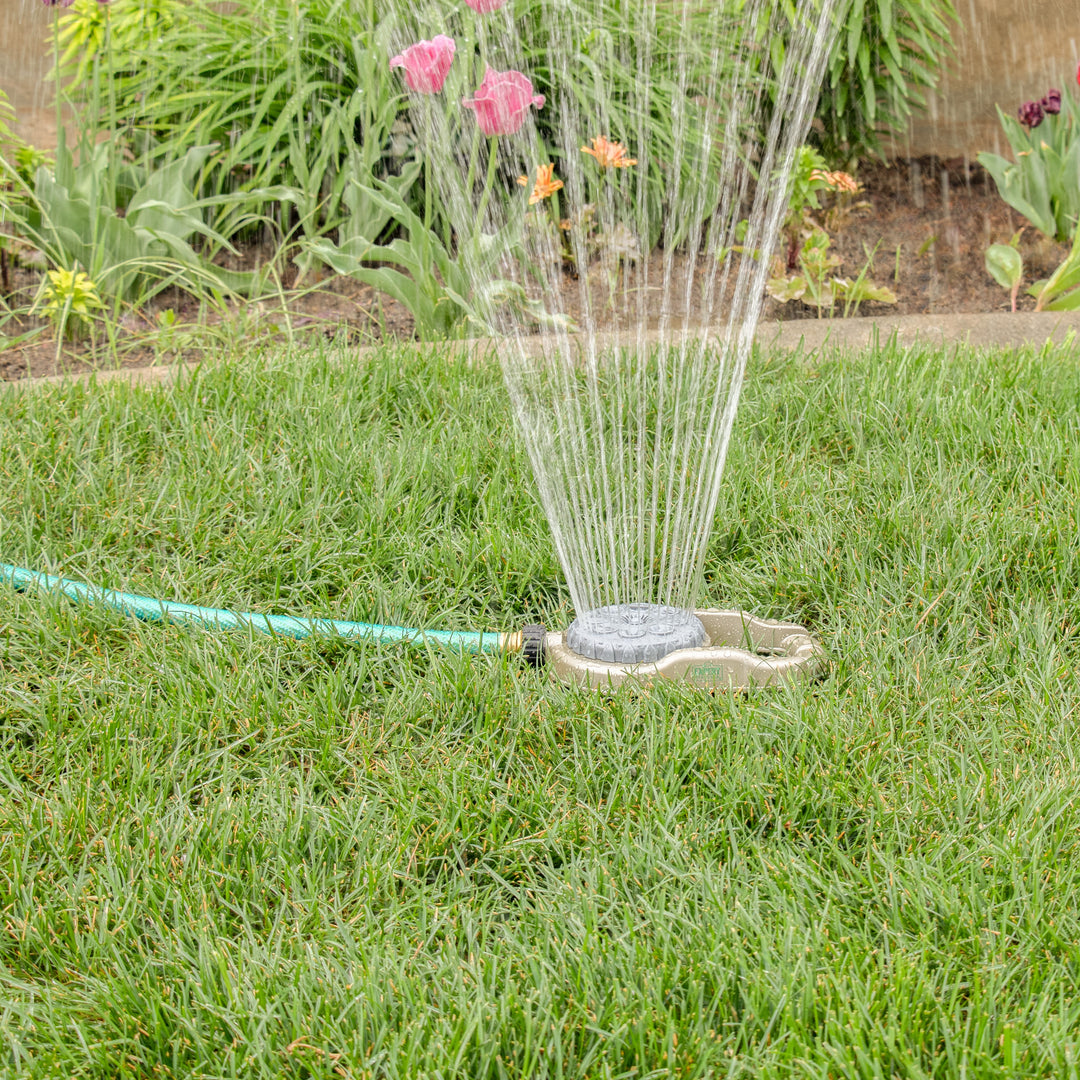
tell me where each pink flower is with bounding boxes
[461,68,545,137]
[464,0,507,11]
[389,35,456,94]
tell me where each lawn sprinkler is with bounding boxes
[3,564,823,690]
[511,603,824,689]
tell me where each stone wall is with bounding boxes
[1,0,1078,159]
[0,0,64,149]
[892,0,1078,160]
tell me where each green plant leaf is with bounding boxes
[340,158,421,248]
[878,0,894,38]
[1031,228,1080,310]
[845,0,864,65]
[985,243,1023,291]
[125,145,217,238]
[851,281,897,303]
[1042,287,1080,311]
[977,150,1057,239]
[766,275,807,302]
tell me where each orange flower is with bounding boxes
[810,168,859,193]
[517,163,564,205]
[580,135,637,169]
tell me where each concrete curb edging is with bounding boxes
[5,311,1079,394]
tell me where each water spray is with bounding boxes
[4,0,837,694]
[403,0,841,686]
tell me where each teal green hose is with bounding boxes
[0,562,508,655]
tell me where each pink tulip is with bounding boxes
[462,68,545,137]
[464,0,507,11]
[389,35,456,94]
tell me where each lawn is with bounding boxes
[2,337,1080,1078]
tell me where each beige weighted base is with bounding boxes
[546,609,824,689]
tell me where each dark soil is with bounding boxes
[799,156,1070,321]
[0,156,1066,383]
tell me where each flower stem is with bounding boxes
[473,137,499,240]
[421,100,433,233]
[104,1,117,213]
[475,12,488,73]
[463,123,482,214]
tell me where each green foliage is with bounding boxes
[306,178,565,339]
[289,47,418,270]
[978,89,1080,243]
[984,230,1024,311]
[0,86,51,191]
[1028,228,1080,311]
[0,138,294,305]
[777,144,841,259]
[12,146,50,188]
[809,0,957,161]
[324,156,423,270]
[980,82,1080,308]
[984,226,1080,313]
[766,144,893,313]
[767,226,896,313]
[85,0,408,240]
[42,0,943,331]
[57,0,180,89]
[514,0,746,248]
[785,144,833,220]
[0,89,16,154]
[74,0,753,253]
[35,266,103,340]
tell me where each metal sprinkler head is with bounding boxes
[534,606,824,689]
[566,603,707,663]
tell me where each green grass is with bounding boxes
[1,336,1080,1078]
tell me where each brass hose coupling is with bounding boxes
[501,623,548,666]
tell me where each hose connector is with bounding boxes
[520,623,547,666]
[502,623,547,666]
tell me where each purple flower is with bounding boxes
[1018,99,1044,129]
[1042,88,1062,115]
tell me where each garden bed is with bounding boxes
[0,155,1069,384]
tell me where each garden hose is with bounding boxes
[0,562,546,664]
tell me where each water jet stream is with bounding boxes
[390,0,840,661]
